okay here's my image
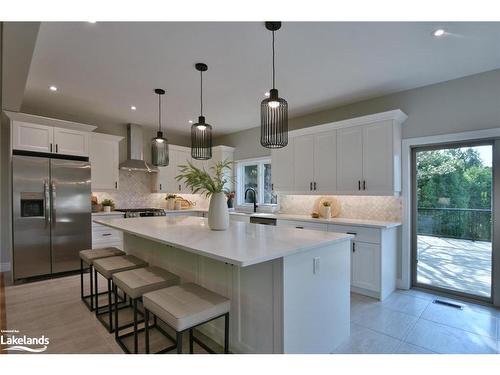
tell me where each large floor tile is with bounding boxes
[421,302,497,339]
[395,289,435,302]
[394,342,435,354]
[351,304,418,340]
[381,292,430,317]
[405,319,497,354]
[333,323,401,354]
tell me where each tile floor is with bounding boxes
[335,290,500,354]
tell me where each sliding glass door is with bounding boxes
[412,142,493,300]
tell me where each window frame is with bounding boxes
[235,157,276,207]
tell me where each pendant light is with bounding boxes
[260,21,288,149]
[151,88,169,166]
[191,63,213,160]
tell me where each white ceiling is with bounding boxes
[22,22,500,136]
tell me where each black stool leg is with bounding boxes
[114,284,119,339]
[133,299,138,354]
[94,268,99,314]
[107,279,113,332]
[176,332,183,354]
[145,309,150,354]
[224,313,229,354]
[80,259,84,300]
[89,264,94,310]
[189,329,194,354]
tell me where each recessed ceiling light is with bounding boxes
[49,85,58,92]
[433,29,445,37]
[188,120,193,124]
[88,21,97,24]
[130,106,137,111]
[264,92,270,97]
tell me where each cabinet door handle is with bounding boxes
[363,180,366,190]
[295,226,304,229]
[115,181,118,189]
[102,233,112,237]
[271,183,274,191]
[346,232,357,236]
[160,183,162,190]
[352,242,356,253]
[50,143,53,153]
[55,144,58,153]
[358,180,361,190]
[310,182,313,191]
[313,182,317,190]
[179,184,181,191]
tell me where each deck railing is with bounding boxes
[417,207,491,241]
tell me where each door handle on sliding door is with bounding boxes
[44,180,50,226]
[51,182,56,227]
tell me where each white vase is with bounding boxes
[167,198,175,210]
[322,206,331,219]
[208,192,229,230]
[103,206,111,213]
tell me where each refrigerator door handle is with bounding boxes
[44,180,50,226]
[51,182,56,227]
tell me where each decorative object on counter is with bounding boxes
[226,191,235,209]
[260,21,288,149]
[315,197,340,218]
[321,201,332,220]
[101,199,115,213]
[175,196,196,210]
[91,195,101,213]
[174,200,182,210]
[311,212,320,219]
[151,88,169,167]
[166,194,176,210]
[176,160,232,230]
[191,63,213,160]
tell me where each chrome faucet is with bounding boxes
[244,188,258,213]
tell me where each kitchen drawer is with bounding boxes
[327,224,380,244]
[91,241,123,250]
[277,219,328,232]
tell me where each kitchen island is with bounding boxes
[94,215,353,354]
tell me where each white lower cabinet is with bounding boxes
[351,241,380,292]
[277,219,327,231]
[92,213,125,249]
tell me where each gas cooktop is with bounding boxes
[114,208,166,218]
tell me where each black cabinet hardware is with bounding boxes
[102,233,112,237]
[313,182,317,190]
[50,143,53,152]
[352,242,356,252]
[55,144,58,153]
[295,226,304,229]
[358,180,361,190]
[159,183,162,190]
[310,182,312,191]
[346,232,357,236]
[363,180,366,190]
[115,181,118,189]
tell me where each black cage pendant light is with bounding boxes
[151,88,169,166]
[191,63,213,160]
[261,21,288,149]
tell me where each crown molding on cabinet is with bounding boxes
[289,109,407,138]
[4,110,97,133]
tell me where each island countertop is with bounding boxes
[94,216,353,267]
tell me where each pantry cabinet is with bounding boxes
[89,133,123,191]
[12,121,90,157]
[271,110,406,196]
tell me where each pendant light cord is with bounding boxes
[272,30,275,90]
[200,70,203,116]
[158,93,161,132]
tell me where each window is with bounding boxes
[236,158,277,206]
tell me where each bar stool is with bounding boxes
[92,255,148,332]
[112,266,180,353]
[79,247,125,311]
[143,283,230,354]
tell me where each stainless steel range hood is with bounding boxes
[119,124,158,172]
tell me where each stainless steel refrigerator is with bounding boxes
[12,155,91,280]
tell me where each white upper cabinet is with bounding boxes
[293,135,315,191]
[12,122,54,153]
[12,120,91,157]
[313,131,337,192]
[272,110,406,195]
[337,126,363,192]
[53,127,89,156]
[271,138,294,191]
[89,133,122,191]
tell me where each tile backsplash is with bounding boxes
[278,194,402,222]
[93,170,209,210]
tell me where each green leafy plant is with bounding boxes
[101,199,114,207]
[322,201,332,207]
[176,160,233,198]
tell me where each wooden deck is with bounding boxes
[417,235,492,297]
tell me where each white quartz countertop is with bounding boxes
[181,209,400,229]
[92,211,125,216]
[94,216,353,267]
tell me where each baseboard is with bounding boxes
[0,262,11,272]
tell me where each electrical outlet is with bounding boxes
[313,257,320,274]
